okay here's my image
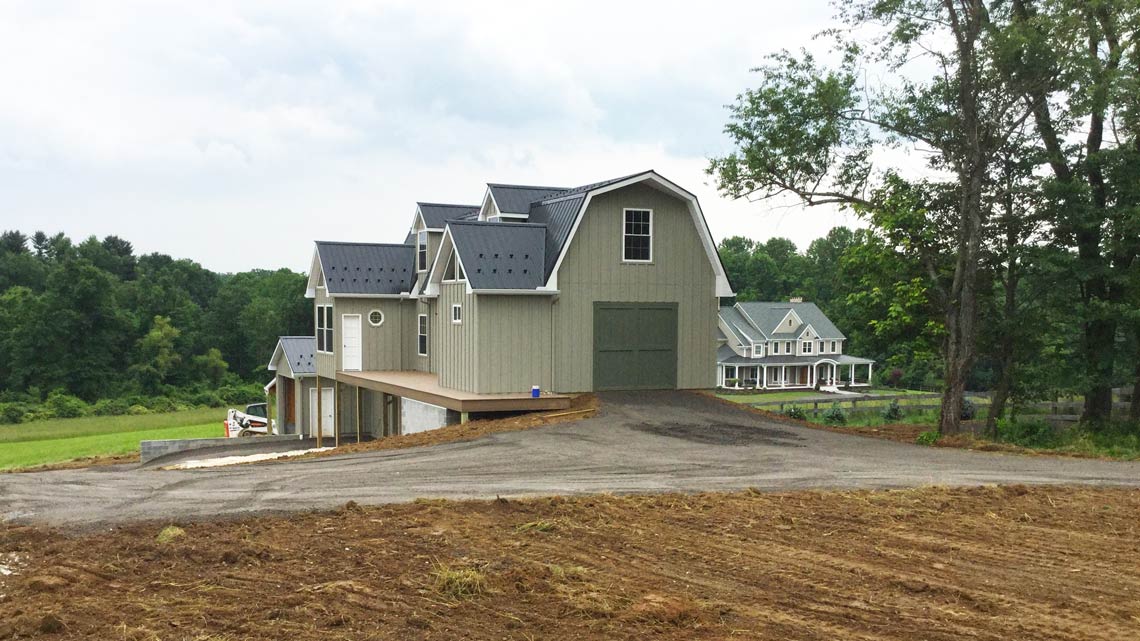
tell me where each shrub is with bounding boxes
[128,404,151,415]
[723,378,738,388]
[217,383,265,405]
[187,390,224,408]
[822,403,847,425]
[885,368,904,388]
[45,391,89,418]
[91,398,130,416]
[916,430,940,446]
[783,405,807,420]
[960,398,977,421]
[881,399,903,422]
[997,418,1055,447]
[0,402,29,424]
[144,396,178,414]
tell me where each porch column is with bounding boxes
[781,365,786,387]
[867,363,873,385]
[761,365,767,389]
[849,364,854,385]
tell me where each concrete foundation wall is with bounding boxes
[140,434,302,463]
[400,398,459,434]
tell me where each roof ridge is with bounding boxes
[417,202,480,208]
[315,241,413,248]
[487,183,568,190]
[280,335,315,339]
[449,220,547,228]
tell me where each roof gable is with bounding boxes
[313,242,414,296]
[447,221,546,290]
[735,301,846,339]
[487,183,568,214]
[534,170,733,297]
[268,336,316,375]
[417,202,480,230]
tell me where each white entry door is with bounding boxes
[342,314,362,371]
[308,387,335,438]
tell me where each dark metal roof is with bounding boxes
[418,202,480,229]
[275,336,316,375]
[533,170,648,202]
[526,194,585,280]
[315,241,414,295]
[487,184,569,214]
[448,221,546,290]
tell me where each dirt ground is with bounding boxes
[2,485,1138,640]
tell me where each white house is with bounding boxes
[717,299,874,390]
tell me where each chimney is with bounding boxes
[789,297,803,303]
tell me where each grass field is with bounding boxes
[0,407,225,471]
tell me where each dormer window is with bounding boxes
[622,209,652,262]
[417,231,428,272]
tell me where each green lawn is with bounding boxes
[0,407,227,471]
[717,391,838,404]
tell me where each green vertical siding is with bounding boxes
[332,298,405,371]
[552,183,717,392]
[313,281,337,378]
[475,295,554,394]
[438,283,479,392]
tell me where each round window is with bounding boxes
[368,310,384,326]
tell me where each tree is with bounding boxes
[130,316,182,393]
[1003,0,1140,422]
[709,1,1033,434]
[191,348,229,388]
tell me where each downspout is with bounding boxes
[549,295,558,393]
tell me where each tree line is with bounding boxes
[0,231,310,413]
[710,0,1140,433]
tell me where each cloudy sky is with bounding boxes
[1,0,866,273]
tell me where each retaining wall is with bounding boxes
[140,434,303,463]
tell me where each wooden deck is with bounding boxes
[335,370,571,413]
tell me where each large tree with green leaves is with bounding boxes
[1003,0,1140,422]
[710,0,1034,434]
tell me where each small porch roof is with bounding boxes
[717,346,874,367]
[335,370,571,413]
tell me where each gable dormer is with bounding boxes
[774,308,803,334]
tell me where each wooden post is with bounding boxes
[334,382,341,448]
[355,385,362,444]
[460,411,469,424]
[315,374,323,448]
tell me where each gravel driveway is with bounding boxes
[2,391,1138,527]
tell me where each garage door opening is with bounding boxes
[593,302,678,391]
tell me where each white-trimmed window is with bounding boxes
[316,305,333,353]
[831,340,838,352]
[724,365,737,386]
[772,341,780,355]
[417,314,428,356]
[785,341,792,353]
[451,304,462,324]
[417,231,428,272]
[803,340,813,354]
[622,208,652,262]
[818,340,825,353]
[368,310,384,327]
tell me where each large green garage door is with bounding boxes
[593,302,678,391]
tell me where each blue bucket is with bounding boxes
[531,386,540,398]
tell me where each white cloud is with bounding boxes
[0,0,860,272]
